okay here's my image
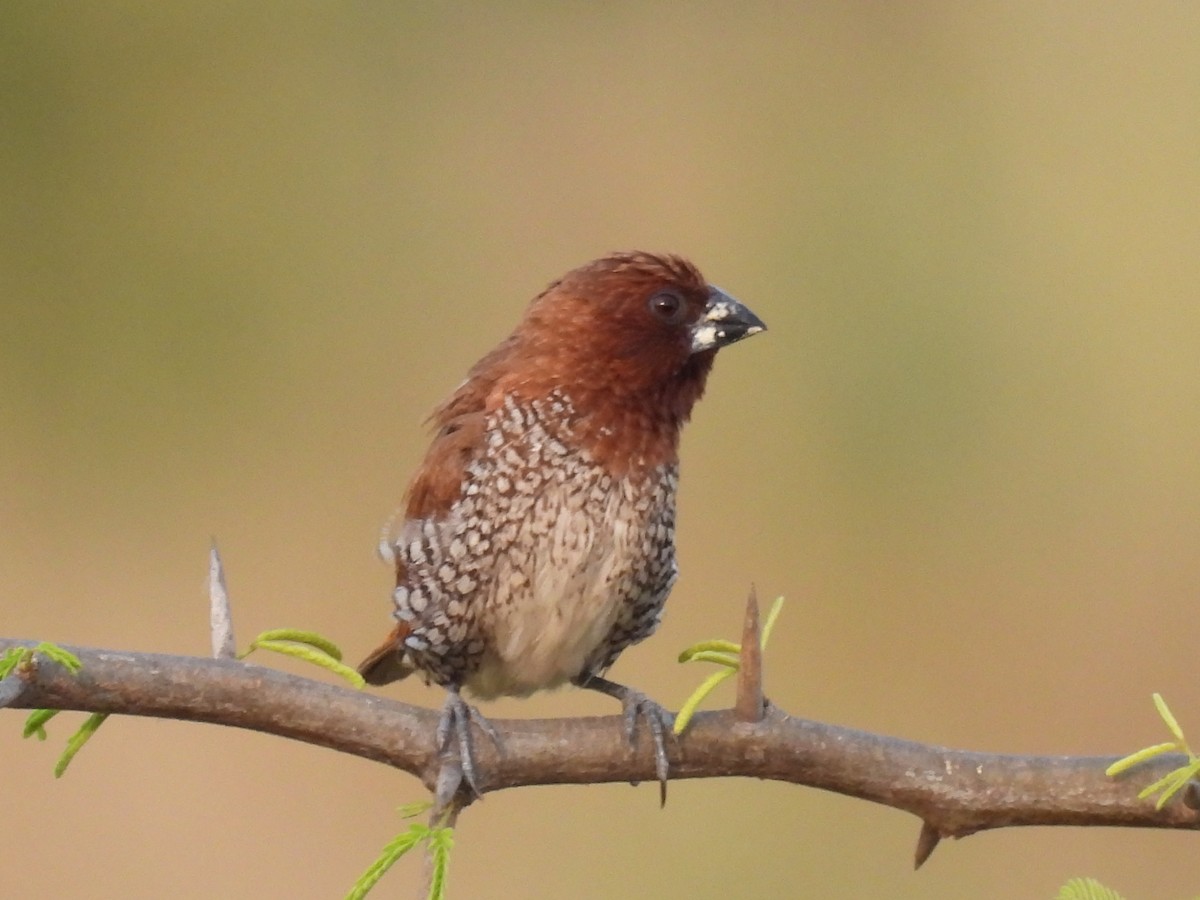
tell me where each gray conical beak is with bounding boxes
[690,287,767,353]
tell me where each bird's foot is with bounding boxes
[435,687,503,801]
[574,674,674,805]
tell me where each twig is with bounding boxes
[2,637,1198,846]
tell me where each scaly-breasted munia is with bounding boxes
[359,251,765,797]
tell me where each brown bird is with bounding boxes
[359,251,765,798]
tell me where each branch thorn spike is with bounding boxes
[208,538,237,660]
[913,821,942,869]
[735,584,765,723]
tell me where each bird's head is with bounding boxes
[512,252,765,413]
[429,252,766,479]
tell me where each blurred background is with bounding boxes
[3,3,1199,898]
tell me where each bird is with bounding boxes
[358,251,765,800]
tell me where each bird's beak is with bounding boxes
[690,287,767,354]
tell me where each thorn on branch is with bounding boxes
[735,585,765,723]
[209,539,237,660]
[913,821,942,869]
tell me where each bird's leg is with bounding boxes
[435,686,503,799]
[573,673,674,805]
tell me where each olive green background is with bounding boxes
[4,4,1200,898]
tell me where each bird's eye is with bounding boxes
[648,290,685,324]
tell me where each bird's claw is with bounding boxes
[618,689,674,806]
[436,688,503,800]
[575,674,674,805]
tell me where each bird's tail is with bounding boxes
[357,622,415,685]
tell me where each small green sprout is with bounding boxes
[0,641,82,679]
[22,708,59,741]
[53,712,110,777]
[1055,876,1126,900]
[1107,693,1200,809]
[345,801,454,900]
[674,596,784,735]
[3,642,107,775]
[240,628,365,689]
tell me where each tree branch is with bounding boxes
[2,637,1196,867]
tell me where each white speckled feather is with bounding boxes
[388,391,678,698]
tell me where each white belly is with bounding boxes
[465,475,641,699]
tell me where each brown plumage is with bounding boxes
[359,252,765,797]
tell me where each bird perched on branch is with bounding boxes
[359,251,765,800]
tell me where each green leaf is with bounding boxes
[674,595,786,733]
[677,639,741,662]
[55,712,109,777]
[249,639,366,689]
[760,596,785,648]
[345,801,455,898]
[1111,693,1200,808]
[0,648,27,679]
[345,825,428,900]
[23,708,59,740]
[6,644,101,775]
[398,800,434,820]
[1055,876,1126,900]
[35,642,82,674]
[1153,693,1187,747]
[1,642,82,679]
[1106,741,1176,777]
[250,629,345,662]
[1135,759,1200,808]
[427,827,454,900]
[1137,768,1181,801]
[681,650,740,669]
[674,669,735,735]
